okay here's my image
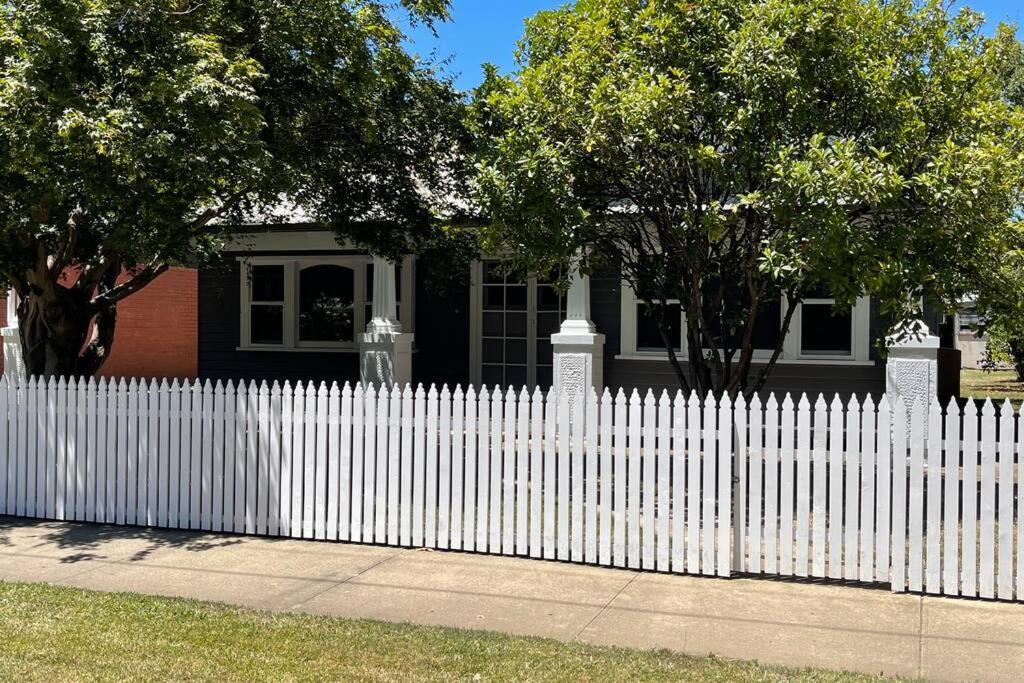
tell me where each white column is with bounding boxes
[551,262,604,403]
[2,288,24,380]
[359,257,413,388]
[885,317,940,410]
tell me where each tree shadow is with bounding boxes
[1,516,244,563]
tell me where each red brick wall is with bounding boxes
[1,267,197,380]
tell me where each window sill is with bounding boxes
[613,353,876,366]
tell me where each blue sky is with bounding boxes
[403,0,1024,93]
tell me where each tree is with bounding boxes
[973,23,1024,381]
[0,0,468,377]
[473,0,1024,397]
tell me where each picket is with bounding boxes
[435,385,450,550]
[942,397,960,595]
[5,376,1023,605]
[641,390,656,570]
[997,399,1015,600]
[529,387,544,558]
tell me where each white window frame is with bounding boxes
[238,255,414,353]
[618,281,872,365]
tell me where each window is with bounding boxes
[619,280,871,363]
[636,301,682,352]
[239,256,413,351]
[472,260,565,389]
[249,265,285,345]
[299,264,355,344]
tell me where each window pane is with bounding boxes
[483,286,504,310]
[482,364,503,387]
[537,312,561,338]
[482,339,503,363]
[750,299,782,350]
[506,285,527,310]
[484,261,505,285]
[637,302,681,351]
[299,265,355,343]
[536,366,553,390]
[536,339,553,365]
[505,339,527,364]
[537,285,562,312]
[251,265,284,302]
[251,305,283,345]
[482,312,503,337]
[505,312,527,338]
[801,304,852,355]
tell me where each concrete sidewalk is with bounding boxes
[0,517,1020,682]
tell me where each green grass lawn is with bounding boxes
[0,581,899,682]
[961,369,1024,402]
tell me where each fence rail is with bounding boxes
[0,376,1020,602]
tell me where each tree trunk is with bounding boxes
[17,285,115,379]
[1009,339,1024,383]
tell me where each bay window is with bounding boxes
[239,256,413,351]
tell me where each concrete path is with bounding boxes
[0,517,1021,682]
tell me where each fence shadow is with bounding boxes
[0,516,243,563]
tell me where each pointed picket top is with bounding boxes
[428,383,439,400]
[813,393,827,411]
[248,380,260,397]
[479,384,490,401]
[364,382,376,401]
[750,391,762,411]
[643,388,656,407]
[47,375,58,389]
[416,383,427,400]
[328,381,339,400]
[615,387,627,404]
[505,384,518,403]
[87,375,98,390]
[704,389,716,407]
[440,383,451,400]
[878,393,890,414]
[781,392,794,410]
[658,388,671,408]
[317,381,329,398]
[863,392,876,413]
[847,393,860,411]
[829,393,843,412]
[202,378,213,393]
[628,387,641,406]
[734,391,747,411]
[68,375,78,390]
[118,376,130,391]
[796,393,809,411]
[719,391,732,409]
[400,383,412,400]
[342,381,352,398]
[1000,397,1014,418]
[213,379,223,395]
[766,391,779,411]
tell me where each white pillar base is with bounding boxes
[2,326,24,381]
[551,331,605,402]
[359,331,414,389]
[885,318,939,409]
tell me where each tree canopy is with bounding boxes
[473,0,1024,396]
[0,0,468,376]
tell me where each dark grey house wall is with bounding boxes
[199,252,886,397]
[590,267,887,400]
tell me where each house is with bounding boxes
[1,267,198,381]
[196,223,960,403]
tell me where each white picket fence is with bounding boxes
[0,375,1020,602]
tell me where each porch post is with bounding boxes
[885,317,942,409]
[359,257,413,388]
[2,288,24,380]
[551,259,604,403]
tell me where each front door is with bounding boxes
[471,260,565,390]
